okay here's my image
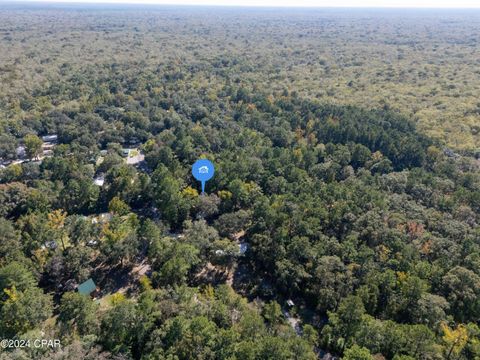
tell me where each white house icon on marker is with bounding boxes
[199,166,209,174]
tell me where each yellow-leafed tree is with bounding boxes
[441,322,468,360]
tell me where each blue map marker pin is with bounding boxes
[192,159,215,194]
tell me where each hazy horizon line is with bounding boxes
[2,0,480,10]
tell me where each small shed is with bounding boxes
[77,278,98,297]
[41,134,58,143]
[93,175,105,186]
[239,242,249,255]
[16,146,26,159]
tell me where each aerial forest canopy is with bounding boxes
[0,4,479,360]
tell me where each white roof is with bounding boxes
[239,242,249,254]
[93,177,105,186]
[42,134,58,142]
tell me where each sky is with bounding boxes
[7,0,480,8]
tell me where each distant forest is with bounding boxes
[0,4,479,360]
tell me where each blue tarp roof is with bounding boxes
[78,278,96,295]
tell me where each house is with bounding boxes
[77,278,99,298]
